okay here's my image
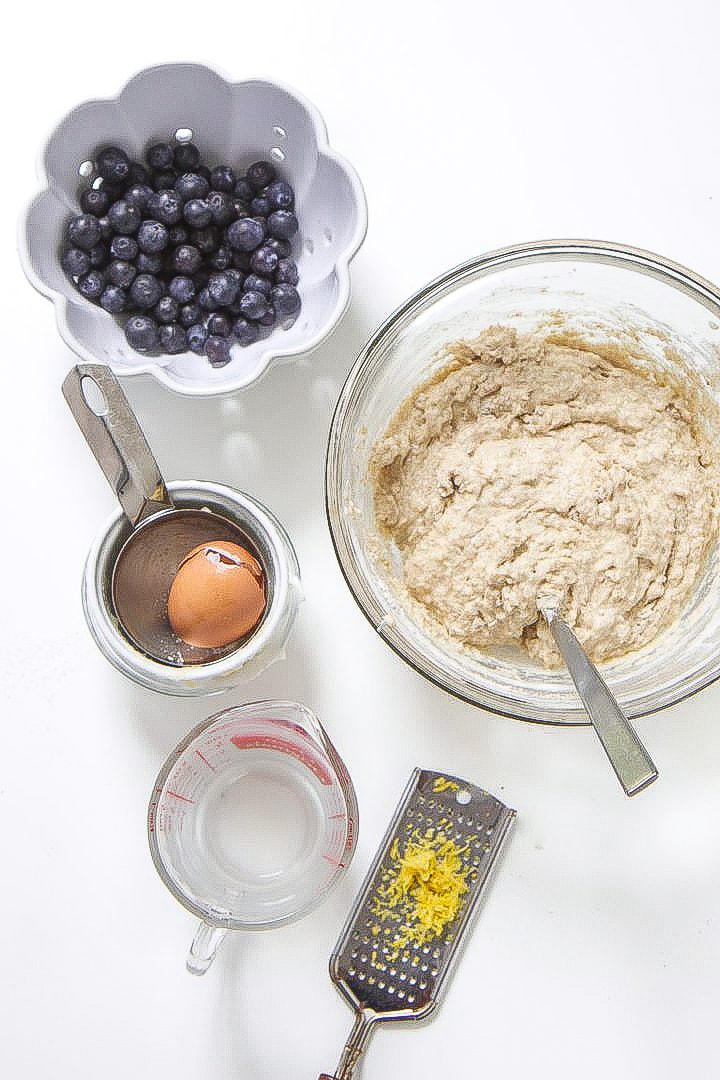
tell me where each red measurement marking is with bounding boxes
[166,790,194,804]
[330,813,346,819]
[195,750,216,772]
[230,732,333,785]
[323,854,346,867]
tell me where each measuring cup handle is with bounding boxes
[62,363,173,527]
[186,921,228,975]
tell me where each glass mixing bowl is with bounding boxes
[326,240,720,724]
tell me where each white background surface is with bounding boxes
[3,3,720,1077]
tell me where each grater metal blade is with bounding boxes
[319,768,516,1080]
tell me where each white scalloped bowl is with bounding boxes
[20,64,367,396]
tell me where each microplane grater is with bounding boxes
[319,768,516,1080]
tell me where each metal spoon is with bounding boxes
[537,595,658,796]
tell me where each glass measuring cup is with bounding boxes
[147,701,358,974]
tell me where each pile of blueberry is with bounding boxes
[60,141,301,367]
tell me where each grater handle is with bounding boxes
[319,1010,377,1080]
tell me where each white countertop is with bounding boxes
[3,3,720,1076]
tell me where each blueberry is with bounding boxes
[210,165,235,192]
[97,178,126,202]
[175,172,209,201]
[168,275,195,303]
[86,243,108,269]
[265,180,294,211]
[80,188,111,216]
[160,323,187,354]
[147,189,184,226]
[136,252,164,274]
[264,237,292,258]
[170,244,202,275]
[183,199,212,228]
[67,214,103,250]
[207,312,232,337]
[108,199,142,235]
[198,287,217,311]
[146,143,174,170]
[234,177,254,202]
[124,183,154,211]
[174,142,200,171]
[128,162,150,185]
[208,271,238,306]
[97,216,113,240]
[110,235,138,260]
[137,220,170,254]
[258,305,276,327]
[250,245,278,277]
[99,285,127,313]
[186,323,208,354]
[242,273,272,297]
[209,244,232,271]
[96,146,131,184]
[153,296,179,324]
[152,169,178,191]
[191,226,219,255]
[129,273,163,309]
[108,259,137,288]
[251,195,271,217]
[246,160,276,190]
[267,210,298,241]
[125,314,160,351]
[227,217,265,252]
[61,247,91,277]
[232,318,259,346]
[76,269,106,300]
[271,284,301,315]
[239,289,268,321]
[206,191,235,226]
[204,334,231,366]
[179,302,201,328]
[275,257,299,285]
[167,225,189,246]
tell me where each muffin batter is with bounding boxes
[371,327,720,667]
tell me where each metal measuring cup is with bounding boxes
[64,364,302,695]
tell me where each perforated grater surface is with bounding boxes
[318,768,516,1080]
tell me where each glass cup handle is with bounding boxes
[186,921,228,975]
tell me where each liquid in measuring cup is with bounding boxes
[148,702,357,932]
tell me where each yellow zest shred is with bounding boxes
[432,776,459,793]
[369,827,472,959]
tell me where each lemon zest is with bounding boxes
[432,777,460,793]
[370,828,471,959]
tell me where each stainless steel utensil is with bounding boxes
[63,363,267,666]
[537,596,658,796]
[319,768,516,1080]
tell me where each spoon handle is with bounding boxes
[62,364,173,527]
[545,611,658,796]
